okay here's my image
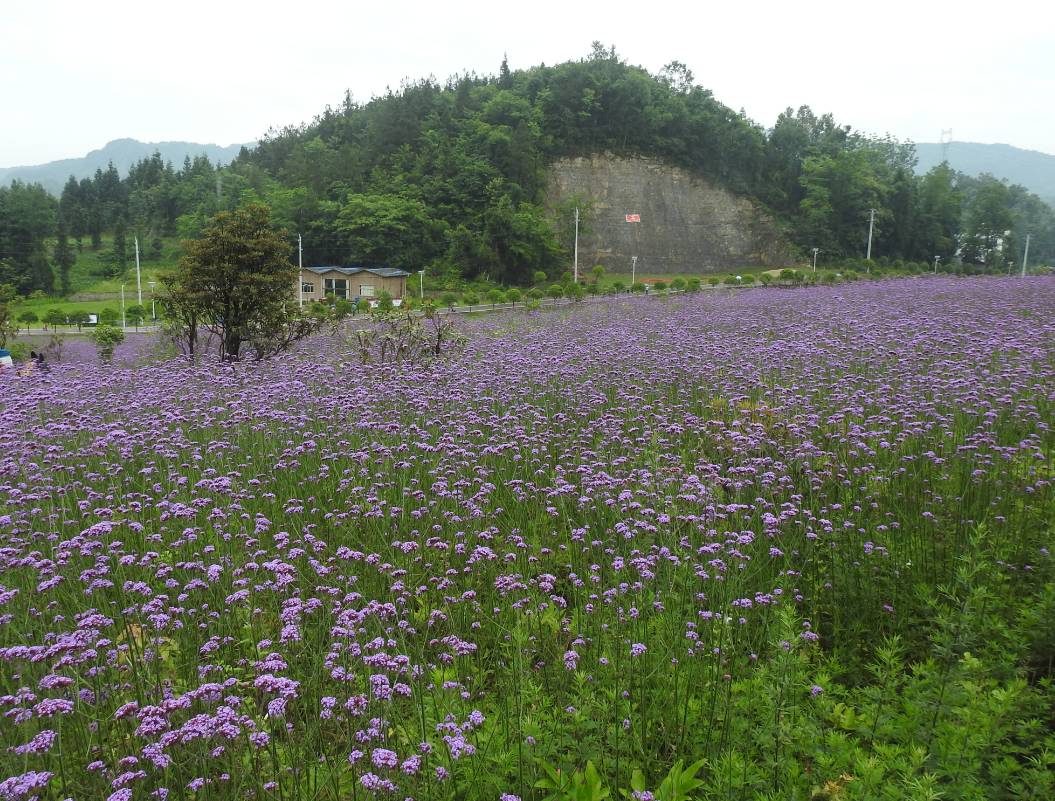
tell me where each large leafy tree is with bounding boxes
[913,163,963,262]
[333,193,445,270]
[960,176,1013,266]
[164,204,314,361]
[797,147,888,257]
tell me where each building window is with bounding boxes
[359,284,376,298]
[301,282,315,294]
[324,278,348,299]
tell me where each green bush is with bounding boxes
[90,323,125,362]
[547,284,564,300]
[631,282,646,294]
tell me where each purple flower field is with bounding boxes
[1,277,1054,800]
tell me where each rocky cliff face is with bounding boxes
[545,155,795,274]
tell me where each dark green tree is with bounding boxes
[18,309,38,331]
[961,176,1013,266]
[54,218,77,295]
[110,218,128,277]
[164,204,316,361]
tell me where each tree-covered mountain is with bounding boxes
[3,45,1055,298]
[0,139,252,196]
[914,142,1055,206]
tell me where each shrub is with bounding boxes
[547,284,565,300]
[670,277,686,291]
[708,276,720,287]
[441,292,458,309]
[741,274,755,284]
[652,280,667,293]
[612,280,626,293]
[686,278,701,292]
[631,282,646,293]
[462,291,480,308]
[506,288,522,306]
[532,270,547,285]
[486,288,506,307]
[90,323,125,362]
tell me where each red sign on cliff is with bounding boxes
[625,213,641,223]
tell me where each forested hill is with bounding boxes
[4,45,1055,298]
[236,46,1054,278]
[914,142,1055,206]
[0,139,251,195]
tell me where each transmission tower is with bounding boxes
[940,129,954,163]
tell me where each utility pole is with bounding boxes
[865,208,877,270]
[573,207,579,284]
[134,236,142,306]
[148,281,156,321]
[631,255,638,287]
[933,255,940,274]
[811,247,819,272]
[418,269,425,300]
[120,284,126,328]
[298,233,303,307]
[1021,233,1031,277]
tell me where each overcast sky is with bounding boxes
[3,0,1053,167]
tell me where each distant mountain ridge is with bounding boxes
[913,141,1055,206]
[0,138,255,195]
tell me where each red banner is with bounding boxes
[625,213,641,222]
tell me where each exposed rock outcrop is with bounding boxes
[546,154,795,274]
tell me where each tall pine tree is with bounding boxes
[54,217,76,295]
[110,217,128,277]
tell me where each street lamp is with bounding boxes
[933,255,940,274]
[148,281,156,322]
[811,247,820,272]
[418,269,425,300]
